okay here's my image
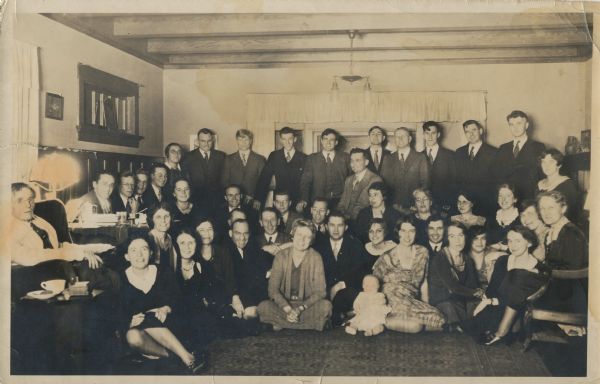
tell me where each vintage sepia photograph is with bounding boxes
[0,0,598,382]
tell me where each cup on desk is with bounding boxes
[41,279,66,294]
[116,211,127,224]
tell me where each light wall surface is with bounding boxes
[164,61,590,155]
[14,13,164,156]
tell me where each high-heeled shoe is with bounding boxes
[483,333,509,346]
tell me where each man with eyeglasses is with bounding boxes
[110,170,139,216]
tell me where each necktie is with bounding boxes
[156,189,162,202]
[285,152,291,162]
[333,242,340,259]
[126,198,132,214]
[428,148,434,164]
[469,146,475,160]
[373,150,379,169]
[513,141,520,158]
[400,152,405,164]
[353,177,359,190]
[203,151,209,161]
[267,236,273,244]
[326,153,332,164]
[30,222,54,249]
[241,153,247,166]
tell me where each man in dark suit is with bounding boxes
[141,163,168,211]
[183,128,226,214]
[163,142,189,198]
[337,148,382,221]
[221,129,266,207]
[314,212,369,325]
[133,168,149,211]
[66,170,115,222]
[381,127,430,214]
[226,219,271,319]
[309,197,330,248]
[364,126,391,175]
[422,215,445,259]
[455,120,498,216]
[255,127,307,209]
[214,184,258,238]
[273,190,303,235]
[494,110,545,201]
[110,170,139,215]
[297,128,350,213]
[423,121,456,213]
[256,208,292,247]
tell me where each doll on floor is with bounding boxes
[345,274,391,336]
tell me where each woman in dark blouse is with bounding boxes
[486,183,521,251]
[536,191,588,312]
[119,234,204,373]
[355,182,402,244]
[147,202,177,272]
[169,178,204,236]
[536,149,581,223]
[428,222,483,330]
[411,188,435,247]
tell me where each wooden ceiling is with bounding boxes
[44,13,594,68]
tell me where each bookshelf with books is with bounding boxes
[78,64,143,147]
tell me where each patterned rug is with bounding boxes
[205,328,551,376]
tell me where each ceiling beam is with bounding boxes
[167,46,591,65]
[114,13,591,38]
[147,28,591,54]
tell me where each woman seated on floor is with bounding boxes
[428,221,483,332]
[535,191,588,313]
[450,191,486,229]
[147,202,177,272]
[172,227,224,347]
[472,226,548,346]
[467,225,506,292]
[257,219,332,331]
[486,183,521,251]
[373,216,446,333]
[119,234,205,373]
[364,218,397,270]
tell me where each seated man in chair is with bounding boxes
[6,183,113,296]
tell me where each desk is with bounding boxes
[70,223,149,246]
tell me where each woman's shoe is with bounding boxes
[483,333,507,346]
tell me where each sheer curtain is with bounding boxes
[12,40,40,183]
[247,91,486,154]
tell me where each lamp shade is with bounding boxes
[29,152,81,191]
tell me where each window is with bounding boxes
[77,64,143,147]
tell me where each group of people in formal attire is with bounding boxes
[8,110,588,374]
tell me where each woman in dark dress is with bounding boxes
[428,222,483,331]
[194,217,256,338]
[119,234,204,373]
[473,226,548,345]
[536,191,588,312]
[486,183,521,251]
[355,182,402,244]
[147,202,177,271]
[169,178,204,237]
[536,149,581,223]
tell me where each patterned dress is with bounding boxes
[373,244,445,328]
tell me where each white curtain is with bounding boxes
[12,40,40,182]
[247,91,486,154]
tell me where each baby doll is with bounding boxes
[345,274,390,336]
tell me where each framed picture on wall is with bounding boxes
[45,92,64,120]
